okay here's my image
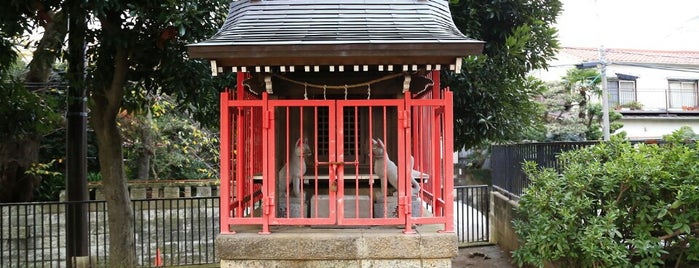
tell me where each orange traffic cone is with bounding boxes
[155,248,163,266]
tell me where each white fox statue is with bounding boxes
[371,138,420,195]
[277,138,311,198]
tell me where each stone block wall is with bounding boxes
[218,225,458,268]
[74,180,220,201]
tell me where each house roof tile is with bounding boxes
[561,47,699,66]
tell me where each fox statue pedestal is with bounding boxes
[277,196,306,218]
[374,193,424,218]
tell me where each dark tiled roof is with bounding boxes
[188,0,483,65]
[199,0,476,45]
[561,47,699,66]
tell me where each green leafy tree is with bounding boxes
[2,0,231,265]
[0,1,60,72]
[446,0,562,150]
[120,94,219,181]
[0,1,65,202]
[514,131,699,267]
[82,1,230,265]
[539,68,623,141]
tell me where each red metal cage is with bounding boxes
[219,70,454,234]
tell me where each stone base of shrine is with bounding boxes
[217,224,457,268]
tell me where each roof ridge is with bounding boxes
[559,47,699,65]
[562,46,699,54]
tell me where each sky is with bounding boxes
[555,0,699,51]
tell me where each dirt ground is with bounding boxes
[452,245,517,268]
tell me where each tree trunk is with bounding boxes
[0,138,39,202]
[135,109,153,180]
[135,145,151,180]
[578,88,587,119]
[90,47,136,266]
[25,10,66,86]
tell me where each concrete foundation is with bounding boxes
[218,224,457,268]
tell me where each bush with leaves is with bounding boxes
[119,94,218,181]
[513,129,699,267]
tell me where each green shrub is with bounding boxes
[119,95,219,180]
[513,131,699,267]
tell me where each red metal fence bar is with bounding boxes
[219,76,267,234]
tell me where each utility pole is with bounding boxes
[66,0,89,266]
[598,46,610,141]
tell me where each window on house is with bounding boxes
[608,79,637,107]
[668,80,698,109]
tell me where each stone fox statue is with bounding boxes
[371,138,420,195]
[277,138,311,198]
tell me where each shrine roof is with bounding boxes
[187,0,483,67]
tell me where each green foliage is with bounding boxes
[87,0,232,128]
[0,77,61,141]
[120,95,219,180]
[514,132,699,267]
[151,112,219,179]
[32,126,101,201]
[4,0,229,263]
[535,68,623,141]
[88,172,102,182]
[27,159,64,201]
[0,1,63,73]
[664,126,699,141]
[446,0,562,150]
[620,100,644,110]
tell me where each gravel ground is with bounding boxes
[452,245,517,268]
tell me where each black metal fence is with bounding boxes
[0,197,219,267]
[454,185,490,246]
[491,142,599,199]
[2,189,488,266]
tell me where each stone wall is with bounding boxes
[79,180,220,201]
[218,224,458,268]
[2,183,220,267]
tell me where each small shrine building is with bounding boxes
[188,1,483,266]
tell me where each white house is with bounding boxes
[533,47,699,140]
